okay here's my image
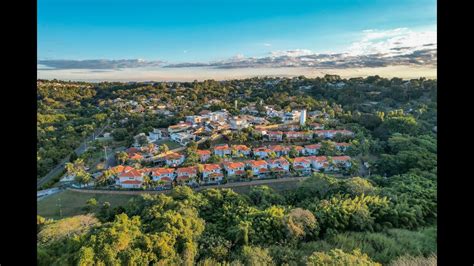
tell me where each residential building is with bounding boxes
[253,147,271,158]
[335,142,351,152]
[214,144,231,157]
[292,145,304,156]
[197,149,211,162]
[268,145,290,157]
[170,132,196,146]
[151,168,175,182]
[267,131,283,141]
[285,131,303,141]
[168,122,192,134]
[293,157,312,172]
[232,145,251,157]
[117,169,144,189]
[148,128,162,142]
[266,157,290,173]
[222,161,246,176]
[186,115,203,125]
[308,156,328,170]
[247,160,269,177]
[202,164,224,183]
[230,116,250,130]
[176,166,198,184]
[165,153,185,167]
[304,144,321,155]
[332,156,352,168]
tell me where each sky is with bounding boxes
[38,0,437,81]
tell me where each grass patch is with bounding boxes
[230,179,302,194]
[155,139,181,150]
[37,190,137,220]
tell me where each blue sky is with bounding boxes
[38,0,436,62]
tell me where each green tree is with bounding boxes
[306,249,381,266]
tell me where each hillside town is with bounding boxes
[62,104,357,190]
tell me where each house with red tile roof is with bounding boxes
[292,157,312,172]
[285,131,304,140]
[129,152,144,161]
[308,156,328,170]
[151,168,175,183]
[267,157,290,172]
[247,160,269,176]
[268,145,290,157]
[213,144,231,157]
[292,145,304,156]
[117,169,144,188]
[165,153,185,167]
[176,166,198,184]
[232,145,251,157]
[202,164,224,183]
[267,131,283,141]
[222,161,246,176]
[335,142,351,152]
[253,147,272,158]
[197,149,211,162]
[304,144,322,155]
[332,156,352,168]
[109,165,134,176]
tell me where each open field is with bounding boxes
[37,190,137,219]
[38,176,307,219]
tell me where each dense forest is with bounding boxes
[37,75,437,265]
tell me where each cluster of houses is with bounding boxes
[123,139,351,167]
[112,154,352,189]
[209,142,350,159]
[259,129,354,141]
[130,106,351,148]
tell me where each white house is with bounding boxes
[223,162,246,176]
[292,157,312,172]
[253,147,271,158]
[308,156,328,170]
[171,132,196,146]
[165,153,185,167]
[117,169,144,189]
[267,131,283,141]
[148,128,163,142]
[197,149,211,162]
[232,145,251,157]
[304,144,321,155]
[268,145,290,157]
[266,157,290,173]
[176,166,198,185]
[247,160,269,177]
[202,164,224,184]
[214,144,231,157]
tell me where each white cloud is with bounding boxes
[270,49,314,57]
[346,28,437,56]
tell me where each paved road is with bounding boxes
[37,122,109,189]
[66,175,310,195]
